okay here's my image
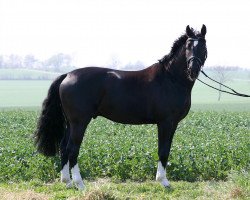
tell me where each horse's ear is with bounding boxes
[186,25,195,38]
[201,24,207,36]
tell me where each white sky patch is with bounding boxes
[0,0,250,68]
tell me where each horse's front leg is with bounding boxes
[156,121,177,188]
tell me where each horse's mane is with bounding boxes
[159,34,188,65]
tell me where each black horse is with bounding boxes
[34,25,207,189]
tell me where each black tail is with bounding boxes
[34,74,67,156]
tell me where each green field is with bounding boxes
[191,79,250,111]
[0,78,249,110]
[0,69,249,199]
[0,68,60,80]
[0,80,51,107]
[0,68,249,109]
[0,110,249,199]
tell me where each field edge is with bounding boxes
[0,174,249,200]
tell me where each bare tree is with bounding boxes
[23,54,37,69]
[211,66,234,101]
[0,55,3,68]
[123,60,145,71]
[45,53,73,72]
[7,54,23,68]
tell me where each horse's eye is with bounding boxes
[186,42,192,49]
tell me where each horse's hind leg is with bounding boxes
[60,123,72,188]
[67,118,91,190]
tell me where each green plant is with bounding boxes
[0,110,249,183]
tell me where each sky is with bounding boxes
[0,0,250,68]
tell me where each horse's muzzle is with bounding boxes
[187,59,202,81]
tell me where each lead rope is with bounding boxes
[197,70,250,97]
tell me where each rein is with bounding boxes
[197,70,250,97]
[186,38,249,97]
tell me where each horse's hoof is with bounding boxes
[164,184,171,189]
[61,177,73,189]
[161,178,171,188]
[66,181,73,188]
[61,177,71,183]
[74,180,85,190]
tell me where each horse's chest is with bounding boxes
[155,91,191,121]
[170,94,191,120]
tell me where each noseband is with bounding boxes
[187,55,202,67]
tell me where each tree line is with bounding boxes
[0,53,75,73]
[0,53,147,72]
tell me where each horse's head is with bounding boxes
[185,25,207,81]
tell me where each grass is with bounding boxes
[0,110,249,183]
[0,68,60,80]
[0,74,249,110]
[0,80,51,107]
[0,110,249,200]
[192,71,250,111]
[0,69,249,199]
[0,172,249,199]
[191,103,250,112]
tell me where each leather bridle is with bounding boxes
[186,38,206,68]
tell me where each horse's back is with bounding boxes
[59,66,155,122]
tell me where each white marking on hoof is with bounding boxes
[161,178,170,188]
[71,164,85,190]
[61,161,71,185]
[156,161,171,188]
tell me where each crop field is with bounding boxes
[0,110,249,199]
[0,69,249,199]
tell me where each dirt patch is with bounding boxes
[0,188,50,200]
[230,187,245,199]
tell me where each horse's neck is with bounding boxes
[143,63,163,79]
[166,57,195,89]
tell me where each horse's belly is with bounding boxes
[97,103,155,125]
[101,113,155,124]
